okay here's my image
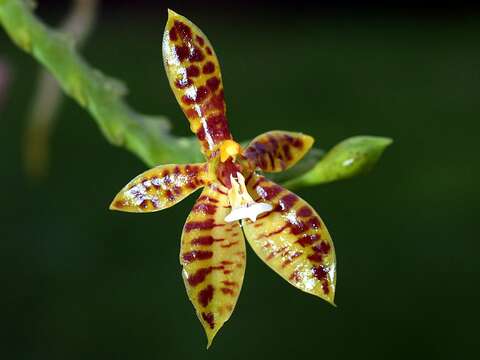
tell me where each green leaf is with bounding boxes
[283,136,393,189]
[0,0,200,166]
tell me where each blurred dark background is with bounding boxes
[1,1,479,359]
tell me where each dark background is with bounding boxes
[1,1,479,359]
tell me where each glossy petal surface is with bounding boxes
[110,163,208,212]
[163,10,231,157]
[242,174,336,304]
[181,184,246,347]
[243,131,314,172]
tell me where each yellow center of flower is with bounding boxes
[219,140,241,162]
[224,172,272,222]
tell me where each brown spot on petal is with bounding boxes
[221,288,234,295]
[282,144,293,161]
[203,61,215,74]
[307,217,321,230]
[197,195,219,203]
[174,45,189,62]
[192,203,217,215]
[165,190,175,202]
[191,235,222,246]
[260,185,283,200]
[182,250,213,263]
[196,35,205,46]
[266,246,288,261]
[206,76,220,92]
[297,206,313,218]
[185,219,217,232]
[282,251,302,267]
[187,267,213,286]
[312,265,328,281]
[278,193,298,212]
[202,312,215,329]
[262,224,288,238]
[296,234,320,247]
[293,138,303,148]
[182,95,195,105]
[205,114,231,141]
[174,20,192,41]
[196,86,209,102]
[189,47,205,62]
[289,271,301,283]
[140,199,155,209]
[307,253,324,262]
[221,241,239,248]
[198,285,214,307]
[169,27,178,41]
[319,241,331,254]
[186,65,200,78]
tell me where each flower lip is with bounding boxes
[224,172,272,222]
[224,202,272,223]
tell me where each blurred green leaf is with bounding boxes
[0,0,200,166]
[283,136,393,189]
[0,0,390,188]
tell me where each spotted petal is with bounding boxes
[243,131,314,172]
[110,163,208,212]
[181,184,246,347]
[242,174,336,304]
[163,10,231,158]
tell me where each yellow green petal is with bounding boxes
[181,184,246,347]
[163,10,231,158]
[110,163,208,213]
[243,131,314,172]
[242,174,336,304]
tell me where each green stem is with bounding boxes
[0,0,202,166]
[23,0,99,177]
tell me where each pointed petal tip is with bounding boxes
[307,286,336,307]
[167,8,178,17]
[302,133,315,145]
[108,198,131,213]
[108,193,130,212]
[309,289,336,307]
[302,133,315,151]
[108,197,120,211]
[203,326,220,350]
[167,9,188,22]
[326,294,337,307]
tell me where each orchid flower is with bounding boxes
[110,10,336,347]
